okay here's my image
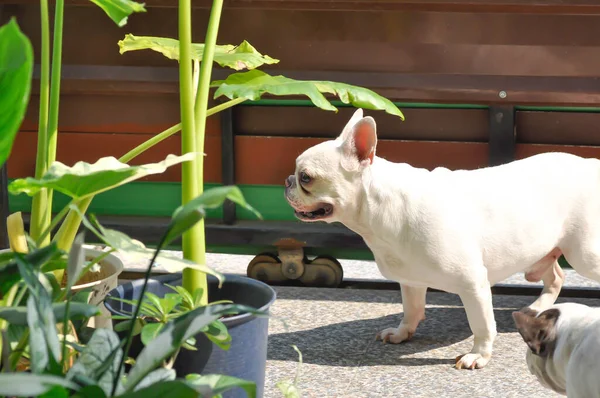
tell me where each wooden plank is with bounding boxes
[6,0,600,14]
[235,136,489,185]
[20,93,221,135]
[515,143,600,159]
[235,107,489,142]
[517,111,600,146]
[21,64,600,107]
[8,131,223,183]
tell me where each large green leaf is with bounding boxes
[185,374,256,398]
[0,18,33,168]
[9,153,196,199]
[213,70,404,119]
[89,0,146,27]
[66,328,123,396]
[117,381,199,398]
[16,253,61,373]
[71,209,223,283]
[0,302,100,325]
[134,368,176,392]
[124,304,267,391]
[118,35,279,71]
[0,374,78,396]
[165,186,261,247]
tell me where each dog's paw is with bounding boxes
[375,327,413,344]
[454,353,491,370]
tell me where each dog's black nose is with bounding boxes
[285,175,294,188]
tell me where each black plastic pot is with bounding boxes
[104,273,276,398]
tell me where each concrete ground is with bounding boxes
[118,252,600,397]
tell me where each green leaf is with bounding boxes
[0,243,63,295]
[67,232,86,291]
[161,293,183,315]
[166,284,194,310]
[0,302,100,325]
[72,385,108,398]
[186,374,256,398]
[276,381,301,398]
[166,186,261,247]
[70,208,225,283]
[40,385,70,398]
[140,323,163,346]
[275,345,303,398]
[0,18,33,168]
[134,368,176,391]
[26,295,61,374]
[9,153,196,199]
[89,0,146,27]
[17,252,62,373]
[213,70,405,119]
[202,320,231,351]
[117,381,198,398]
[118,35,279,71]
[66,328,123,396]
[0,373,78,396]
[124,304,267,391]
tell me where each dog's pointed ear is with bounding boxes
[337,108,364,142]
[341,116,377,171]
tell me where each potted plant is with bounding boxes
[1,0,200,331]
[0,192,266,397]
[103,0,404,396]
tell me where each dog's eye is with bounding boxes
[299,171,311,184]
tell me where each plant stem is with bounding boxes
[52,96,244,252]
[44,0,65,246]
[0,285,18,368]
[37,199,73,247]
[183,0,224,305]
[178,0,203,300]
[29,0,51,242]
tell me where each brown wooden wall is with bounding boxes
[4,0,600,187]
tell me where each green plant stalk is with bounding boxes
[183,0,225,305]
[178,0,203,300]
[29,0,51,242]
[43,0,65,247]
[52,98,246,253]
[0,285,18,366]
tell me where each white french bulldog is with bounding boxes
[284,108,600,369]
[512,303,600,396]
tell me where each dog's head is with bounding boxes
[284,108,378,223]
[512,307,560,358]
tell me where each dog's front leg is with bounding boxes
[376,285,426,344]
[455,284,497,370]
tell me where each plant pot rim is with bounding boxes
[105,273,277,326]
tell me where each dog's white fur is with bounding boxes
[520,303,600,397]
[285,109,600,369]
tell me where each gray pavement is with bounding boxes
[115,251,600,397]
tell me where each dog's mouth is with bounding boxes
[294,203,334,221]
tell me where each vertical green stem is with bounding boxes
[44,0,65,246]
[183,0,224,305]
[178,0,204,298]
[29,0,51,242]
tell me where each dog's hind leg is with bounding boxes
[376,285,426,344]
[528,260,565,312]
